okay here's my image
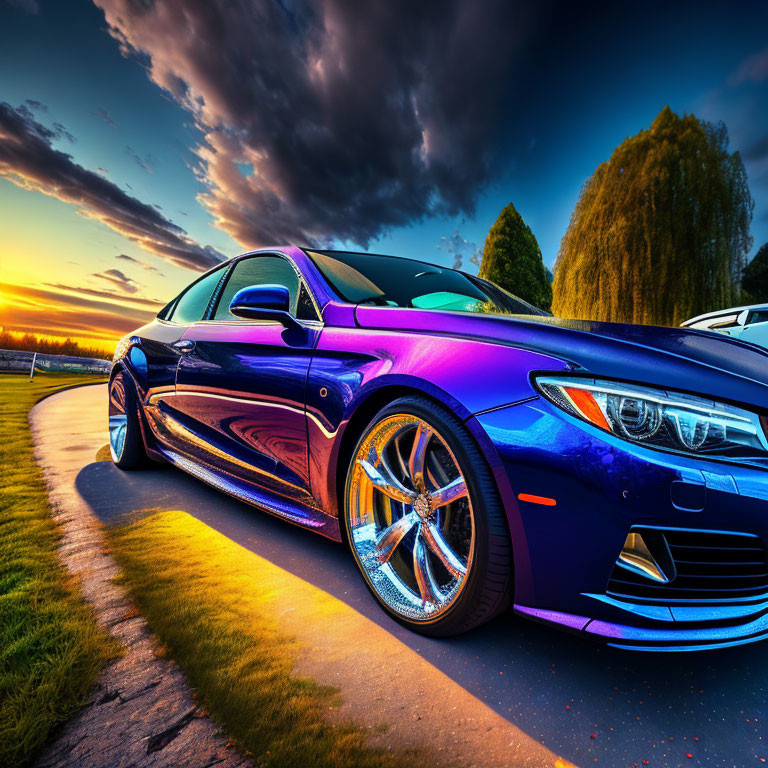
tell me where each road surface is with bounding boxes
[32,384,767,768]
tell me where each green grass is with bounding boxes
[0,374,119,767]
[108,509,426,768]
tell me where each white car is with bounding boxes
[682,303,768,349]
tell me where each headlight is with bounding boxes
[535,376,768,460]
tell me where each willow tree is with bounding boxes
[479,202,552,310]
[552,107,753,325]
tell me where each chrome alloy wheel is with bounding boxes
[347,414,475,622]
[108,373,128,462]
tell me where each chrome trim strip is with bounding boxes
[150,390,337,439]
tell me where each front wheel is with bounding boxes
[109,371,147,470]
[344,396,513,636]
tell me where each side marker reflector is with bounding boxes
[518,493,557,506]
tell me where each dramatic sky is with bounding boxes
[1,0,767,349]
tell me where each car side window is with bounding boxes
[212,255,319,321]
[167,265,228,324]
[296,281,320,321]
[747,310,768,325]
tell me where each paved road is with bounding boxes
[30,384,250,768]
[34,385,768,768]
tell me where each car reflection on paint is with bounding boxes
[110,247,768,650]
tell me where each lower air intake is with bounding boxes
[607,528,768,603]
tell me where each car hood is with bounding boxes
[354,305,768,409]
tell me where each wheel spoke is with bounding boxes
[393,432,410,481]
[430,477,467,508]
[421,521,467,579]
[413,534,442,605]
[375,511,419,563]
[347,413,475,622]
[110,379,125,411]
[358,445,416,504]
[407,422,432,492]
[109,413,127,459]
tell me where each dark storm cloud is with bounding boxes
[0,102,225,270]
[52,122,76,143]
[15,103,75,142]
[95,0,536,248]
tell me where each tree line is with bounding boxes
[479,107,765,324]
[0,329,110,360]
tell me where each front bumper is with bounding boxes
[514,601,768,652]
[475,396,768,652]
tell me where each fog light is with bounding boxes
[617,532,670,583]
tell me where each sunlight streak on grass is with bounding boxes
[107,509,427,768]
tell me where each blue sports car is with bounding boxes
[110,247,768,650]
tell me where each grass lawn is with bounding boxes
[108,509,426,768]
[0,374,119,767]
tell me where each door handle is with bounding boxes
[173,339,196,353]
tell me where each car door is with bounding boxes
[173,253,321,507]
[138,263,230,447]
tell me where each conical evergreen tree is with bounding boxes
[478,203,552,310]
[552,107,753,325]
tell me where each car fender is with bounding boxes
[305,326,570,530]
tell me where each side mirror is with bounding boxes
[229,284,299,329]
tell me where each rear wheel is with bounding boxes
[109,371,147,470]
[344,396,513,636]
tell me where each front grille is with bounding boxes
[607,529,768,603]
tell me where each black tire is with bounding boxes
[109,370,148,470]
[344,395,513,637]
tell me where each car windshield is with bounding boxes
[306,250,548,316]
